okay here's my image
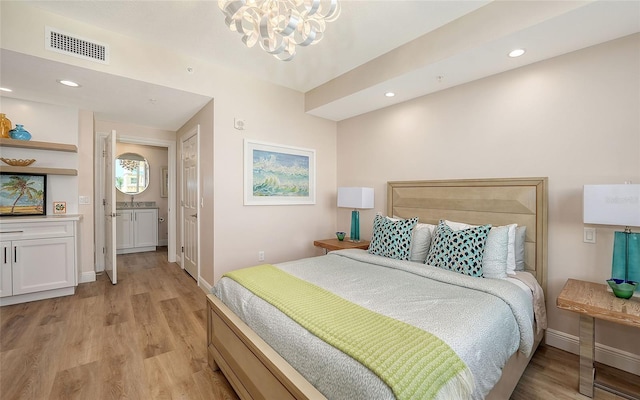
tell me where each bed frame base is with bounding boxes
[208,293,543,400]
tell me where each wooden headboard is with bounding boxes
[387,177,548,294]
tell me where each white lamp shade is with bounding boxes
[584,184,640,227]
[337,187,374,209]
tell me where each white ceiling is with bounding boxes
[1,1,639,130]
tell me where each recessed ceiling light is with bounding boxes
[0,87,12,92]
[384,92,395,98]
[57,79,80,87]
[508,49,526,58]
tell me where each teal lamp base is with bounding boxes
[611,231,640,294]
[608,230,640,298]
[350,210,360,242]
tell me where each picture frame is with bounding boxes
[244,139,316,205]
[160,166,168,198]
[53,201,67,215]
[0,173,47,216]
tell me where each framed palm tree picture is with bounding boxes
[0,173,47,216]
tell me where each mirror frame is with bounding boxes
[115,152,150,195]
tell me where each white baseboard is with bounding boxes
[79,271,97,283]
[546,328,640,375]
[198,277,213,294]
[158,239,168,246]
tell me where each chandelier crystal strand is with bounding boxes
[218,0,340,61]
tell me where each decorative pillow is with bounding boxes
[514,226,527,271]
[445,220,517,278]
[390,216,435,263]
[481,225,510,279]
[426,220,491,277]
[368,215,418,260]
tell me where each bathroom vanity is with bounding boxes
[115,202,158,254]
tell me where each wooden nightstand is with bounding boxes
[313,238,370,253]
[556,279,640,399]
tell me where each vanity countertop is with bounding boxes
[116,201,158,210]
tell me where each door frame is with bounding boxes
[94,133,177,270]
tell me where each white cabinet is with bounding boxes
[0,217,79,306]
[116,208,158,254]
[0,241,12,297]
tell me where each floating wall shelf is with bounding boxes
[0,138,78,153]
[0,138,78,175]
[0,166,77,176]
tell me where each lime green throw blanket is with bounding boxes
[223,265,472,400]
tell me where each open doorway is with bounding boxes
[94,134,177,273]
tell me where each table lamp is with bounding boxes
[337,187,374,242]
[583,184,640,298]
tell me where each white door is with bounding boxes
[181,132,198,280]
[104,130,117,284]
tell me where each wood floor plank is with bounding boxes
[1,247,637,400]
[0,302,41,352]
[57,295,105,370]
[0,321,67,399]
[49,360,101,400]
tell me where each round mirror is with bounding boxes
[115,152,150,194]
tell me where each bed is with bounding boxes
[207,177,548,399]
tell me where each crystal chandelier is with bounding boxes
[218,0,341,61]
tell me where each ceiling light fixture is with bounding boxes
[508,49,526,58]
[218,0,341,61]
[0,87,12,92]
[384,92,395,97]
[57,79,80,87]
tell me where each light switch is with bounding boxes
[583,227,596,244]
[79,195,91,205]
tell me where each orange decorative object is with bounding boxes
[0,113,12,138]
[0,158,36,166]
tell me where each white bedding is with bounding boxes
[214,249,541,399]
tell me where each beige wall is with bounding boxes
[337,34,640,363]
[211,88,337,283]
[77,110,95,280]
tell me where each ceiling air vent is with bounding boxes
[45,26,110,64]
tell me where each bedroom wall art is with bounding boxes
[244,139,316,205]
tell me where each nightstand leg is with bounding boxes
[579,314,595,398]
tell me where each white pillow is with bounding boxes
[389,216,435,263]
[514,226,527,271]
[445,220,516,279]
[409,223,436,263]
[480,225,510,279]
[505,223,518,275]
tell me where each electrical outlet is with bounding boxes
[584,227,596,244]
[258,251,265,261]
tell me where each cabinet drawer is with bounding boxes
[0,221,74,240]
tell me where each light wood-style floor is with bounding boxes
[1,248,638,400]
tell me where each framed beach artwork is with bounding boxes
[244,139,316,205]
[0,173,47,216]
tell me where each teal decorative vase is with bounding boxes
[9,124,31,141]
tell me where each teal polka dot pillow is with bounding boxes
[368,214,418,260]
[425,220,491,277]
